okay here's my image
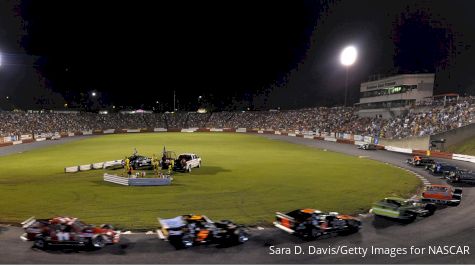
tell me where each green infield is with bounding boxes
[448,136,475,156]
[0,133,420,229]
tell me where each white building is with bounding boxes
[357,73,434,118]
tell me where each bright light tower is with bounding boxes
[340,46,357,106]
[0,52,2,67]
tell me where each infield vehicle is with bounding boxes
[370,197,436,222]
[157,214,249,249]
[173,153,201,172]
[21,216,120,250]
[406,156,435,167]
[421,184,462,206]
[160,150,177,170]
[273,208,361,240]
[446,169,475,184]
[123,154,152,170]
[425,162,457,175]
[357,143,377,150]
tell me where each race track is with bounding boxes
[1,134,474,264]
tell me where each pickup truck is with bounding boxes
[174,153,201,172]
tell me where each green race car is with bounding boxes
[370,197,436,222]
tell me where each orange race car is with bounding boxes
[421,184,462,206]
[157,214,249,249]
[406,155,435,167]
[274,208,361,240]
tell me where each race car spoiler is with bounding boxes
[157,216,187,240]
[21,217,36,228]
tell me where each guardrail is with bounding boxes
[103,173,129,185]
[64,159,122,173]
[103,173,172,186]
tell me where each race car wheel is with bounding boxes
[236,230,249,244]
[181,235,194,248]
[34,236,47,249]
[91,235,106,249]
[310,228,322,239]
[404,213,417,223]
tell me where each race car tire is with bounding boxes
[402,213,417,223]
[90,235,106,249]
[448,201,460,207]
[235,230,249,244]
[345,221,361,234]
[425,204,437,216]
[309,228,323,240]
[181,235,194,248]
[34,236,48,249]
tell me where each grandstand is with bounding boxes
[1,96,474,147]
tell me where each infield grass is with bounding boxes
[0,133,420,229]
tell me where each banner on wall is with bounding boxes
[363,136,373,144]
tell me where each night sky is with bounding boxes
[0,0,474,111]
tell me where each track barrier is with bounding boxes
[103,173,172,186]
[64,166,79,173]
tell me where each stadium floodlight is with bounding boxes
[340,46,357,106]
[91,92,96,97]
[340,46,357,66]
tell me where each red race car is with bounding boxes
[21,216,120,250]
[421,185,462,206]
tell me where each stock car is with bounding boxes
[421,184,462,206]
[406,156,435,167]
[122,154,152,170]
[50,133,61,140]
[273,208,361,240]
[425,162,457,175]
[21,216,120,250]
[446,169,475,184]
[357,143,377,150]
[157,214,249,249]
[370,197,436,222]
[173,153,202,172]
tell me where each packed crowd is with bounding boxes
[1,97,474,139]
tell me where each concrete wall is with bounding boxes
[379,135,430,150]
[430,123,475,150]
[358,107,407,119]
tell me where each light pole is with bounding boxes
[340,46,357,106]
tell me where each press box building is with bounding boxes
[356,73,435,118]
